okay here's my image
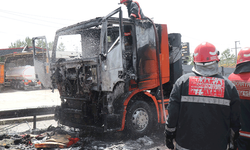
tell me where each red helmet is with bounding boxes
[120,0,131,4]
[193,42,220,63]
[237,47,250,65]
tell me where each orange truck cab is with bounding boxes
[33,7,183,137]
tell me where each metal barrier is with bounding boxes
[0,107,56,129]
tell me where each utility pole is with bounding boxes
[235,41,240,63]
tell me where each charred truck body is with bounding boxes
[34,8,182,137]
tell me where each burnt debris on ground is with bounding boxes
[0,123,166,150]
[0,125,82,149]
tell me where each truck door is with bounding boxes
[99,7,125,91]
[135,25,158,89]
[32,36,52,88]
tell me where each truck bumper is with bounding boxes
[55,106,123,133]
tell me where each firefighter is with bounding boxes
[124,25,133,46]
[228,47,250,150]
[165,42,240,150]
[119,0,145,20]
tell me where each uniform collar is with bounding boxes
[192,62,219,77]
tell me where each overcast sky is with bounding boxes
[1,0,249,55]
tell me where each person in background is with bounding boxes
[228,47,250,150]
[124,25,133,46]
[119,0,145,20]
[165,42,240,150]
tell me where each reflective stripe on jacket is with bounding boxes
[166,72,240,150]
[240,131,250,138]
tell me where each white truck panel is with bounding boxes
[6,65,36,80]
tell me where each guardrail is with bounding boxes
[0,107,56,129]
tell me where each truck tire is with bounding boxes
[17,83,21,90]
[10,82,15,89]
[14,82,18,89]
[125,100,156,138]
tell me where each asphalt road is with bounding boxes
[0,87,60,134]
[0,87,60,111]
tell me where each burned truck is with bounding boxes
[33,7,182,137]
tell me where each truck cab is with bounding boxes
[35,7,182,137]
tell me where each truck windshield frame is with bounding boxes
[52,7,124,63]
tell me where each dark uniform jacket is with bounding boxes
[166,72,240,150]
[127,1,145,20]
[228,62,250,150]
[229,72,250,137]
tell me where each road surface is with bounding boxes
[0,87,60,110]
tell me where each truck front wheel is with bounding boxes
[125,100,156,138]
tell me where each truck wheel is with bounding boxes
[14,82,18,89]
[18,82,23,90]
[125,100,156,138]
[10,82,15,89]
[17,83,20,90]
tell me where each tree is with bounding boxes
[187,53,193,65]
[219,49,236,68]
[57,42,65,51]
[182,49,236,67]
[35,39,54,51]
[9,37,32,48]
[9,37,54,50]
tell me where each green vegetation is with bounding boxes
[219,48,236,68]
[9,37,54,51]
[186,48,236,68]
